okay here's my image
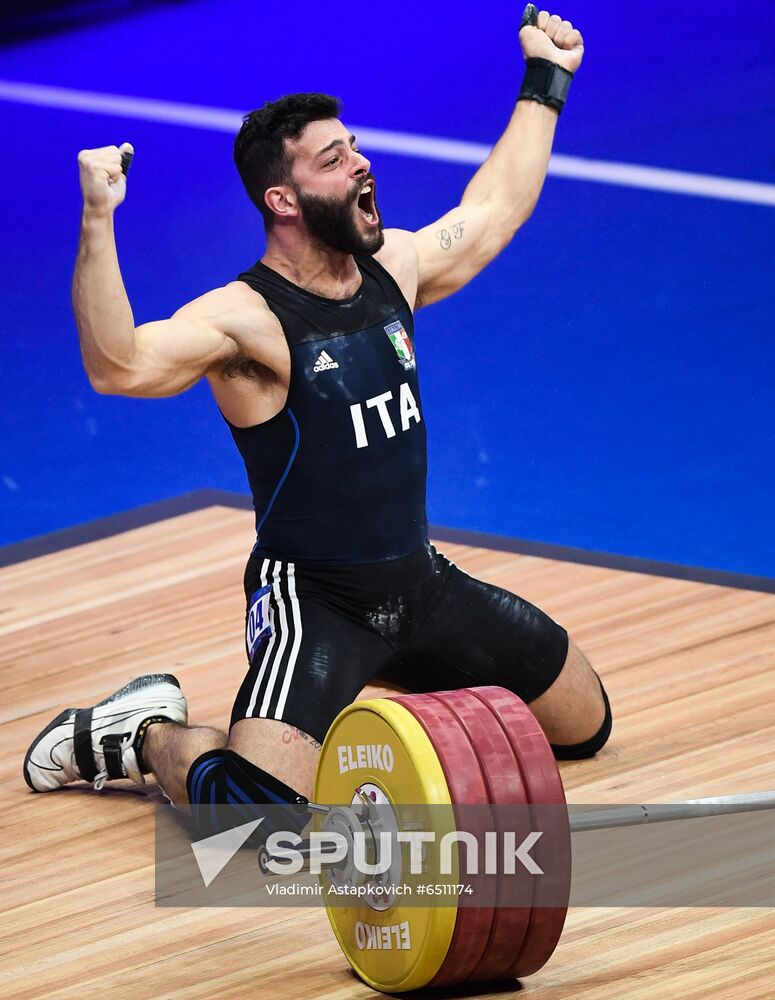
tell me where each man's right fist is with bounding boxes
[77,142,134,217]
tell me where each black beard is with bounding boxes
[294,183,385,257]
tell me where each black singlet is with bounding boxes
[231,256,427,564]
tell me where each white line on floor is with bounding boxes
[2,79,774,208]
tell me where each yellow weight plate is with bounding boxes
[315,698,458,993]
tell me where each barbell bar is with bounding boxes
[261,790,775,873]
[568,790,775,833]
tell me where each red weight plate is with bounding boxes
[432,689,532,983]
[392,693,494,988]
[471,687,571,979]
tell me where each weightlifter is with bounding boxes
[24,7,611,824]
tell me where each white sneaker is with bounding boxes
[23,674,188,792]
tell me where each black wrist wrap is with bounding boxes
[518,57,573,113]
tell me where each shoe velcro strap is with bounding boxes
[73,708,99,782]
[101,735,126,780]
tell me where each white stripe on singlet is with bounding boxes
[273,564,303,721]
[245,558,272,717]
[259,561,294,717]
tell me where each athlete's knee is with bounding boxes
[550,678,612,760]
[528,636,605,741]
[185,748,309,839]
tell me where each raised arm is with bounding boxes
[73,143,233,397]
[412,6,584,308]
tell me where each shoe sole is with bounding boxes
[23,673,182,792]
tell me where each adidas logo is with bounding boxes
[313,351,339,373]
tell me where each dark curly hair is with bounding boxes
[234,93,342,228]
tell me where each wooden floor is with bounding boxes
[1,506,774,999]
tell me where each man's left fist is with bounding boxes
[520,10,584,74]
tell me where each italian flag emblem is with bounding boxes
[385,321,415,370]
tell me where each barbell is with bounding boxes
[254,686,775,993]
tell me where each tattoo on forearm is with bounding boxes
[436,221,465,251]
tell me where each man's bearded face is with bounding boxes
[294,175,385,256]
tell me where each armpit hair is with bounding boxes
[220,351,271,381]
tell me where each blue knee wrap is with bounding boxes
[186,749,308,839]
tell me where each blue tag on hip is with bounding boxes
[246,585,272,658]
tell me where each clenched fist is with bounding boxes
[520,9,584,74]
[77,142,133,218]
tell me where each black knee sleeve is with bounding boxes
[185,749,309,839]
[551,681,612,760]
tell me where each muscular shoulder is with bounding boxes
[375,229,420,310]
[178,280,285,377]
[175,281,272,336]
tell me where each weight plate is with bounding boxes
[315,698,458,993]
[472,686,571,979]
[393,692,495,988]
[432,688,532,982]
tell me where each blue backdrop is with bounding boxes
[1,0,773,576]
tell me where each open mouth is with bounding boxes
[356,178,379,226]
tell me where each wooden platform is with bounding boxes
[1,505,773,999]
